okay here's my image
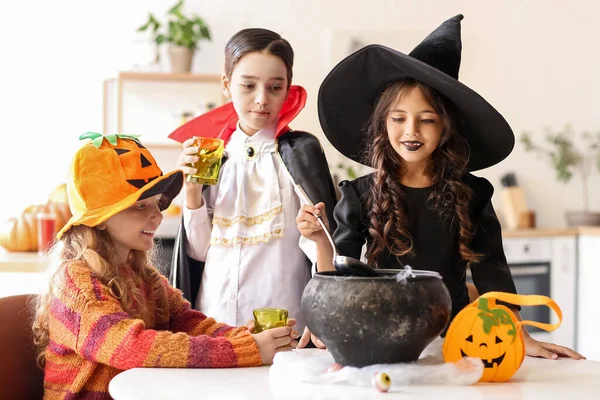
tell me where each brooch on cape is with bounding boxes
[245,143,257,160]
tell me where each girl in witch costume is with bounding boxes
[168,29,337,333]
[297,15,583,359]
[33,133,299,400]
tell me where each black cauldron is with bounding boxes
[300,269,452,367]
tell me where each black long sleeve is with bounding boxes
[330,173,518,321]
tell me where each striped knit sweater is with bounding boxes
[43,261,262,400]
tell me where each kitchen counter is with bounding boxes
[502,226,600,237]
[0,217,181,273]
[0,249,49,296]
[0,249,47,273]
[109,349,600,400]
[1,224,599,273]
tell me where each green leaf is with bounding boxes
[105,134,118,146]
[167,0,184,15]
[482,317,493,334]
[92,137,104,148]
[519,124,594,184]
[487,308,518,344]
[149,16,161,32]
[80,132,141,149]
[477,312,494,334]
[137,21,150,32]
[79,132,102,141]
[140,0,211,49]
[477,298,490,313]
[137,13,160,32]
[115,133,141,141]
[348,167,358,180]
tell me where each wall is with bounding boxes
[1,0,599,228]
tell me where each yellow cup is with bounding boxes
[253,308,288,333]
[187,137,224,185]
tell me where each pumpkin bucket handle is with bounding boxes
[475,292,562,332]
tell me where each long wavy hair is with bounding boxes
[365,78,482,267]
[31,225,168,369]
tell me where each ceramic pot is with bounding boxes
[565,211,600,227]
[301,269,451,367]
[168,45,195,73]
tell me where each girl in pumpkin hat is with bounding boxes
[32,133,299,400]
[297,15,583,359]
[168,28,337,336]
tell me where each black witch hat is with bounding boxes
[317,15,514,171]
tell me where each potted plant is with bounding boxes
[521,124,600,226]
[137,0,211,73]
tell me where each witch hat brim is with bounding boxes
[317,15,514,171]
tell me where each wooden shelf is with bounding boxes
[103,71,226,141]
[107,71,222,84]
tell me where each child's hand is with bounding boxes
[252,319,299,365]
[297,327,326,349]
[245,318,296,334]
[296,203,329,243]
[178,138,200,180]
[179,138,204,208]
[524,335,585,359]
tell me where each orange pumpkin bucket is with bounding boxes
[442,292,562,382]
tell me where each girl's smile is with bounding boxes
[387,86,443,172]
[401,140,424,151]
[100,194,164,264]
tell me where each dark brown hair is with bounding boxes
[224,28,294,86]
[364,78,482,267]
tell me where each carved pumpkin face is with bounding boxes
[443,298,525,382]
[114,139,162,189]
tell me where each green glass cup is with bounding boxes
[186,137,224,185]
[253,308,288,333]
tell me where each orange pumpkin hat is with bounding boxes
[57,132,183,239]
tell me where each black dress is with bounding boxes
[332,172,518,321]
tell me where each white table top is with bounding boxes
[109,349,600,400]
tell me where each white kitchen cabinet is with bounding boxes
[550,236,577,349]
[502,235,576,349]
[502,227,600,359]
[576,234,600,361]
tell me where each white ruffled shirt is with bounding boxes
[183,121,316,332]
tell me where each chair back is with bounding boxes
[0,294,45,400]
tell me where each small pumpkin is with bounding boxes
[442,292,562,382]
[0,184,72,252]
